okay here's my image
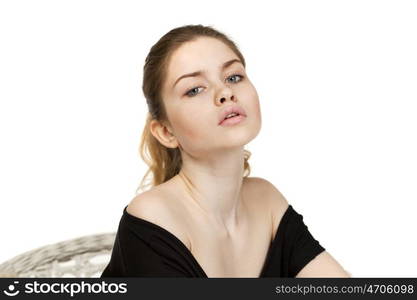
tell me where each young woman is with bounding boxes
[101,24,350,278]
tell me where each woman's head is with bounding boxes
[137,24,261,193]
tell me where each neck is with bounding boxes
[175,147,246,229]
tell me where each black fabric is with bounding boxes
[101,204,325,277]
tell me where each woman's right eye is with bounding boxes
[185,86,204,97]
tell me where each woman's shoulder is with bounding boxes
[244,176,290,238]
[126,187,192,249]
[127,188,169,222]
[244,176,289,208]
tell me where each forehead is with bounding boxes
[166,37,239,77]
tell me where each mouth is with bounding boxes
[219,113,246,126]
[218,105,247,126]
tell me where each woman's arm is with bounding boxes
[295,251,351,277]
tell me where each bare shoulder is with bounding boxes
[245,176,289,211]
[244,177,289,236]
[126,188,192,249]
[126,189,167,224]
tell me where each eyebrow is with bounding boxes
[172,58,243,88]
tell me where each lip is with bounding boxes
[218,105,247,125]
[219,114,246,126]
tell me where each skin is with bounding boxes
[150,36,262,233]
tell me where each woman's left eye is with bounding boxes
[227,74,244,83]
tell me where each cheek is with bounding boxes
[171,109,210,143]
[255,96,261,120]
[245,85,262,119]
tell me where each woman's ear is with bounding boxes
[149,119,179,149]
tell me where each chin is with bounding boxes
[223,125,260,148]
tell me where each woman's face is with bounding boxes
[158,36,262,157]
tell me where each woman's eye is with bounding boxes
[184,74,244,98]
[227,74,244,83]
[185,86,204,97]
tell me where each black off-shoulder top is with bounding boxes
[101,204,325,277]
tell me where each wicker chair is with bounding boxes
[0,233,115,277]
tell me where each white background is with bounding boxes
[0,0,416,277]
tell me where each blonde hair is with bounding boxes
[136,24,252,194]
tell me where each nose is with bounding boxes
[216,86,236,105]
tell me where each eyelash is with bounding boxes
[184,74,245,97]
